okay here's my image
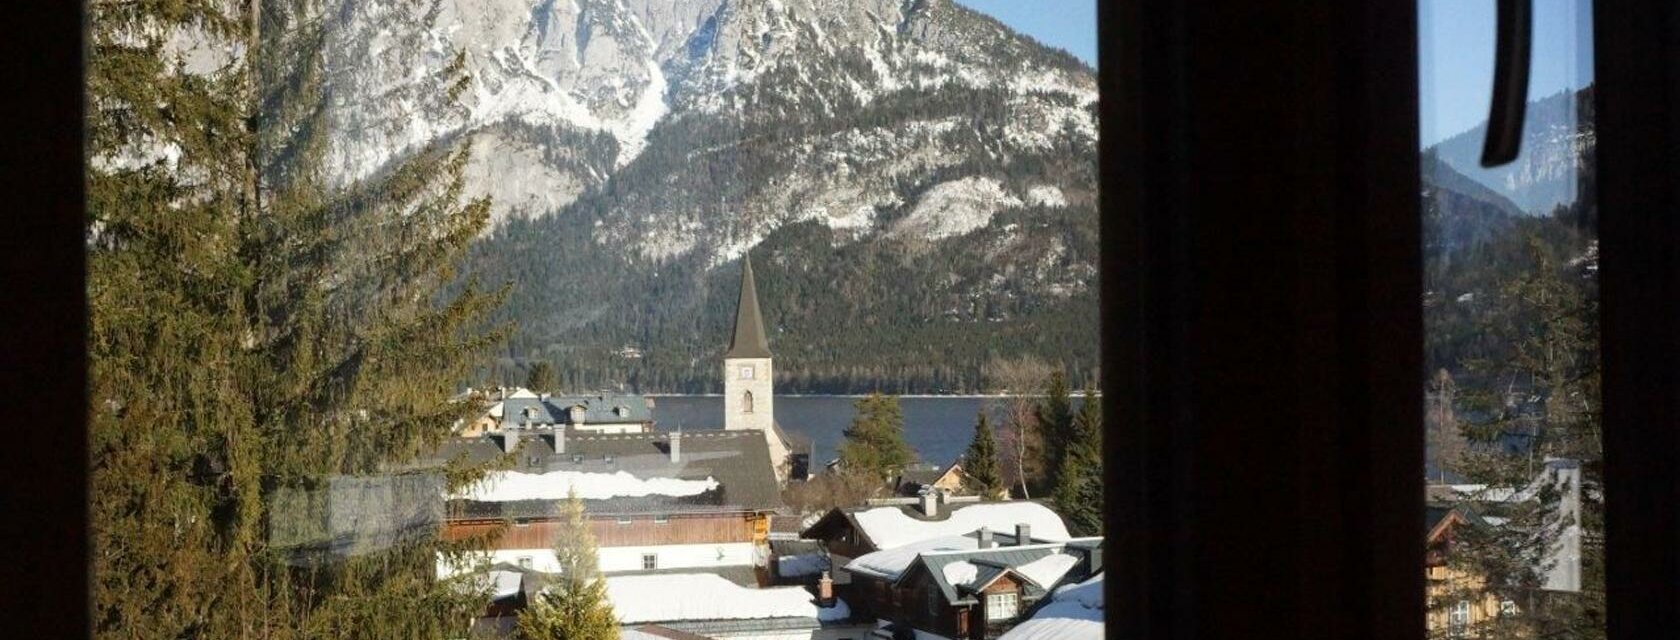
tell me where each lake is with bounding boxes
[650,395,1044,467]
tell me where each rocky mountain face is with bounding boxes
[314,0,1100,392]
[1429,86,1596,215]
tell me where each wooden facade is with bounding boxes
[445,512,770,549]
[849,567,1032,640]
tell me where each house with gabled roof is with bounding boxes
[844,530,1102,640]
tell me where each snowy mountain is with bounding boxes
[1429,86,1595,216]
[318,0,1100,391]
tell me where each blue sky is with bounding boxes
[958,0,1595,148]
[1419,0,1595,146]
[955,0,1097,67]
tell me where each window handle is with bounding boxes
[1481,0,1533,167]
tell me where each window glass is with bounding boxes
[1419,1,1602,637]
[87,0,1100,637]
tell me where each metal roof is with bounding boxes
[909,545,1065,606]
[724,256,772,359]
[428,430,782,517]
[499,394,654,428]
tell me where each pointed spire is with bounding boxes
[726,254,772,359]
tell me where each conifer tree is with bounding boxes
[1444,234,1604,640]
[518,489,620,640]
[1035,371,1074,494]
[527,361,558,393]
[962,411,1004,499]
[838,393,916,482]
[1053,389,1104,536]
[87,1,504,637]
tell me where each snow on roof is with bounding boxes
[942,560,980,586]
[852,502,1069,550]
[1013,553,1081,589]
[489,570,523,599]
[998,573,1105,640]
[605,573,849,624]
[455,470,718,502]
[847,535,983,580]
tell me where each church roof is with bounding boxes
[725,256,772,359]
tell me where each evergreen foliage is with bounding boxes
[1034,371,1074,495]
[1052,388,1103,536]
[526,360,558,393]
[87,1,505,637]
[517,489,620,640]
[962,411,1004,499]
[837,393,917,481]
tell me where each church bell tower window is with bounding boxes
[743,391,754,414]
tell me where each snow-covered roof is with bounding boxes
[605,573,849,625]
[998,573,1105,640]
[847,535,989,581]
[1012,553,1082,590]
[847,501,1071,550]
[455,469,719,502]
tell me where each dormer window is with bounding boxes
[614,405,628,417]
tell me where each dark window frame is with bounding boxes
[9,0,1679,638]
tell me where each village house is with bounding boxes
[799,497,1089,639]
[994,572,1104,640]
[893,462,975,498]
[432,428,782,576]
[455,387,657,437]
[1425,504,1520,637]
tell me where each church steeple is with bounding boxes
[725,255,771,359]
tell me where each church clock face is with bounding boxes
[739,365,754,379]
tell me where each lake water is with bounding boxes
[649,395,1012,467]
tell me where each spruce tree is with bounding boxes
[1053,389,1103,536]
[88,1,504,637]
[837,393,916,482]
[962,411,1004,499]
[517,489,620,640]
[1035,370,1074,494]
[1445,234,1603,640]
[527,361,558,393]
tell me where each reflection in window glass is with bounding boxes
[1419,1,1603,637]
[87,0,1103,638]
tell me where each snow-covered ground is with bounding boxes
[455,469,717,502]
[605,573,849,624]
[997,573,1104,640]
[850,502,1070,550]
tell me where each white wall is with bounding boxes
[438,542,759,577]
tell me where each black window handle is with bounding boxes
[1482,0,1533,167]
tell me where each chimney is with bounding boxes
[669,430,682,463]
[978,527,995,549]
[555,427,565,454]
[1015,523,1032,546]
[817,571,835,607]
[919,491,938,517]
[501,426,521,454]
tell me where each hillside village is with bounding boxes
[426,258,1106,639]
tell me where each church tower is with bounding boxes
[723,255,790,480]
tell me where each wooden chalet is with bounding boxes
[430,429,782,576]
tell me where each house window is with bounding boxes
[517,556,533,569]
[617,516,632,525]
[739,365,754,379]
[986,591,1019,621]
[642,554,657,570]
[926,588,939,617]
[743,390,754,414]
[1500,600,1517,617]
[654,515,669,524]
[1449,600,1471,635]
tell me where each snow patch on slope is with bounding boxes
[894,177,1022,241]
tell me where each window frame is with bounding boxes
[985,591,1019,621]
[641,553,657,570]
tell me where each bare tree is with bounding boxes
[984,355,1055,498]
